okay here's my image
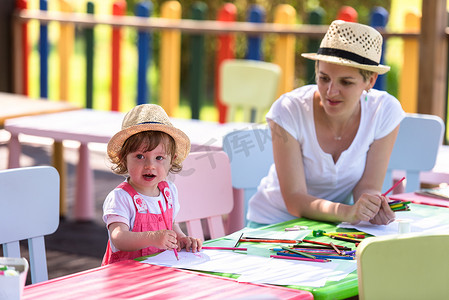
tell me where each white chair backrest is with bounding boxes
[220,59,281,123]
[222,127,273,226]
[383,113,445,193]
[356,232,449,299]
[0,166,60,283]
[172,151,233,240]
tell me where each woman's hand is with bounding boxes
[178,236,203,252]
[349,193,383,224]
[369,196,396,225]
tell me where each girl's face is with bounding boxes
[126,142,172,197]
[316,62,375,117]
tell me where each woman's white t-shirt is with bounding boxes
[103,179,180,252]
[247,85,405,224]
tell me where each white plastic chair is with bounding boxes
[0,166,60,283]
[383,113,445,193]
[172,151,233,240]
[357,232,449,299]
[222,127,273,228]
[220,59,281,123]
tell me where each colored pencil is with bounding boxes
[281,246,316,259]
[325,233,365,239]
[310,254,355,260]
[302,239,347,249]
[271,248,338,254]
[329,235,361,243]
[329,242,342,255]
[342,250,356,255]
[389,201,411,208]
[158,200,179,261]
[276,251,355,261]
[293,244,352,251]
[382,176,406,196]
[291,245,337,250]
[391,207,410,212]
[234,232,244,248]
[389,203,406,209]
[326,231,365,234]
[270,254,329,263]
[239,238,298,243]
[202,246,247,251]
[387,200,403,205]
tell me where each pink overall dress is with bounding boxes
[102,181,174,265]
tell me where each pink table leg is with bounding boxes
[7,133,21,169]
[226,188,245,234]
[75,143,95,221]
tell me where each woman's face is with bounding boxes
[316,61,376,117]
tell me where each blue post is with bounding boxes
[246,5,265,61]
[39,0,48,99]
[370,6,388,91]
[85,1,95,109]
[136,1,152,105]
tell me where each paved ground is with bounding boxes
[0,130,124,284]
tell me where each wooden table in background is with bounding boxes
[1,92,80,217]
[0,92,79,126]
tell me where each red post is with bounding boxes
[16,0,29,96]
[111,0,126,111]
[215,3,236,123]
[336,6,358,22]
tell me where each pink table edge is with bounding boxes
[23,260,313,300]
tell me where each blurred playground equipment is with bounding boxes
[10,1,447,130]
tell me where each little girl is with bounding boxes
[102,104,202,265]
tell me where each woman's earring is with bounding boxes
[365,89,371,101]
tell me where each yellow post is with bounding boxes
[58,0,75,103]
[52,141,66,218]
[273,4,296,98]
[398,11,420,113]
[160,1,181,116]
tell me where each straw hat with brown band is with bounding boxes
[107,104,191,165]
[301,20,390,74]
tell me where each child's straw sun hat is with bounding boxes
[107,104,190,165]
[301,20,390,74]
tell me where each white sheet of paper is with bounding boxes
[237,258,356,287]
[142,249,210,267]
[338,203,449,236]
[140,249,357,288]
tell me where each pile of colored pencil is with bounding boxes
[271,243,356,262]
[388,200,411,212]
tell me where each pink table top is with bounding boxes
[22,260,313,300]
[389,192,449,208]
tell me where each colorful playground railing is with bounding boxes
[12,1,422,124]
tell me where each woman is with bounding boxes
[247,20,405,228]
